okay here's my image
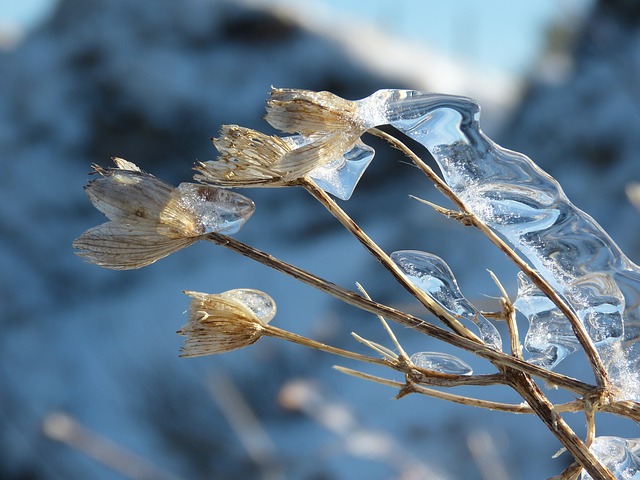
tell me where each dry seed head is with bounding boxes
[197,125,356,187]
[178,290,275,357]
[196,88,373,189]
[196,125,291,187]
[73,158,254,269]
[266,87,364,135]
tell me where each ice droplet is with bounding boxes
[391,250,502,350]
[581,436,640,480]
[354,88,640,399]
[176,183,255,235]
[220,289,276,324]
[410,351,473,376]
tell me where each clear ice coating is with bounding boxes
[391,250,502,350]
[581,436,640,480]
[220,289,276,324]
[355,89,640,400]
[285,135,375,200]
[514,272,581,370]
[410,351,473,376]
[176,183,255,235]
[308,141,375,201]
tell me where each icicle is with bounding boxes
[581,436,640,480]
[391,250,502,350]
[410,351,473,376]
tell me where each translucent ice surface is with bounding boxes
[220,289,276,324]
[391,250,502,350]
[284,135,375,200]
[355,89,640,399]
[410,351,473,376]
[176,183,255,235]
[308,141,375,201]
[515,272,580,370]
[581,436,640,480]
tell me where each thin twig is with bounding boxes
[551,462,583,480]
[368,127,610,388]
[506,371,614,480]
[356,282,410,362]
[351,332,399,362]
[488,270,523,360]
[264,324,391,368]
[205,233,593,395]
[335,366,581,415]
[301,177,482,344]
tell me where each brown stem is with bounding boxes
[337,366,582,415]
[205,233,592,396]
[300,178,481,344]
[263,325,390,367]
[506,371,613,480]
[488,270,524,360]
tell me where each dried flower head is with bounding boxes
[195,125,354,188]
[178,289,276,356]
[196,88,379,189]
[73,158,255,269]
[265,87,364,136]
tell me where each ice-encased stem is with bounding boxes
[367,123,610,388]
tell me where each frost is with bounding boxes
[410,352,473,376]
[581,436,640,480]
[391,250,502,350]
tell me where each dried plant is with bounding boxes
[74,87,640,480]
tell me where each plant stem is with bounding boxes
[507,370,614,480]
[368,127,610,388]
[488,270,523,359]
[300,178,482,344]
[263,325,390,367]
[335,366,582,415]
[205,233,592,396]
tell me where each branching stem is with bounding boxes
[300,178,481,344]
[205,233,591,395]
[367,127,610,388]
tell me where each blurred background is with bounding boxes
[1,0,640,478]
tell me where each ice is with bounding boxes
[175,183,255,235]
[391,250,502,350]
[355,89,640,399]
[409,352,473,376]
[581,436,640,480]
[308,141,375,201]
[515,272,581,369]
[220,289,276,324]
[284,135,375,200]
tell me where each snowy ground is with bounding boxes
[1,0,639,479]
